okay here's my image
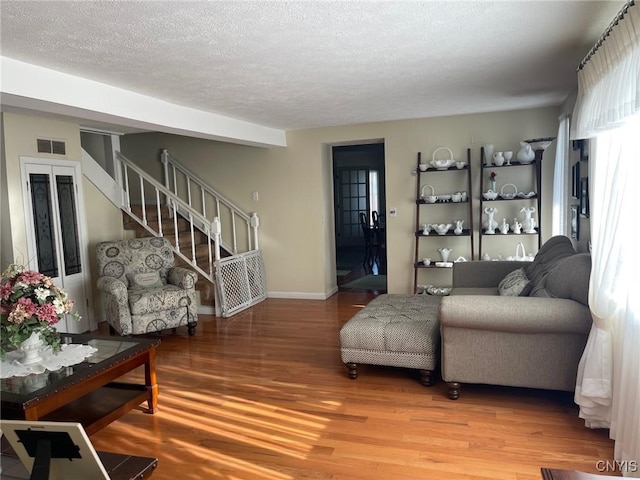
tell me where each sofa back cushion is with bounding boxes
[539,253,592,306]
[525,235,576,297]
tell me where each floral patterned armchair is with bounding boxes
[95,237,198,336]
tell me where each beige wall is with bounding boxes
[0,112,126,320]
[0,113,12,270]
[1,107,563,308]
[122,106,560,297]
[2,112,82,263]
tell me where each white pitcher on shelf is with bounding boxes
[517,142,535,163]
[512,219,522,234]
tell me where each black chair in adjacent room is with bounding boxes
[360,212,382,271]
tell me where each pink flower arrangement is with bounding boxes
[489,171,497,181]
[1,264,77,357]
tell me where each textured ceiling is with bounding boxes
[0,1,624,131]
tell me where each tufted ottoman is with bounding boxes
[339,294,441,386]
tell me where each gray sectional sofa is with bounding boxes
[440,236,592,399]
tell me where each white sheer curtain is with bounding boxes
[572,2,640,476]
[551,114,570,236]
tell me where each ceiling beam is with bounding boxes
[0,57,286,148]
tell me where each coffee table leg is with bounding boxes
[144,348,159,413]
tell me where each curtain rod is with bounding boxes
[577,0,635,71]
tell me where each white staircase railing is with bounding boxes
[160,149,259,256]
[116,151,222,282]
[115,151,265,317]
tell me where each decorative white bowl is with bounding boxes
[431,223,452,235]
[518,191,536,198]
[483,191,498,200]
[430,159,456,170]
[525,137,556,151]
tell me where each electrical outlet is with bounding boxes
[389,207,397,217]
[252,191,259,201]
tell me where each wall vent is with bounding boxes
[37,138,66,155]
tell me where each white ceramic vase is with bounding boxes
[483,144,495,166]
[521,206,537,233]
[483,207,498,234]
[19,330,44,365]
[438,247,452,262]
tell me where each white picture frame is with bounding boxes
[0,420,109,480]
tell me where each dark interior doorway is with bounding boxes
[332,143,386,292]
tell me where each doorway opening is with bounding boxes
[332,143,386,292]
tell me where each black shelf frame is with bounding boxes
[479,146,543,258]
[413,149,474,293]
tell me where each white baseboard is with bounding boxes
[268,287,338,300]
[198,305,216,315]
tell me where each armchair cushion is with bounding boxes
[128,284,192,315]
[127,270,164,289]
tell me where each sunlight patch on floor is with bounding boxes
[169,437,294,480]
[158,400,317,459]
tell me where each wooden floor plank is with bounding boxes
[89,293,618,479]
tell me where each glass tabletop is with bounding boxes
[0,334,159,402]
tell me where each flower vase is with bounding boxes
[19,330,44,365]
[490,180,496,192]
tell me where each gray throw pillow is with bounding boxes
[543,253,592,306]
[525,235,576,296]
[498,268,530,296]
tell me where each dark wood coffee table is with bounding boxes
[1,334,160,435]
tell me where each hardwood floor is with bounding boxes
[89,293,616,480]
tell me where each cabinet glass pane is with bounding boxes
[29,174,58,277]
[56,175,82,276]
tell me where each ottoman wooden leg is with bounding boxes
[346,362,358,379]
[418,369,434,386]
[447,382,461,400]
